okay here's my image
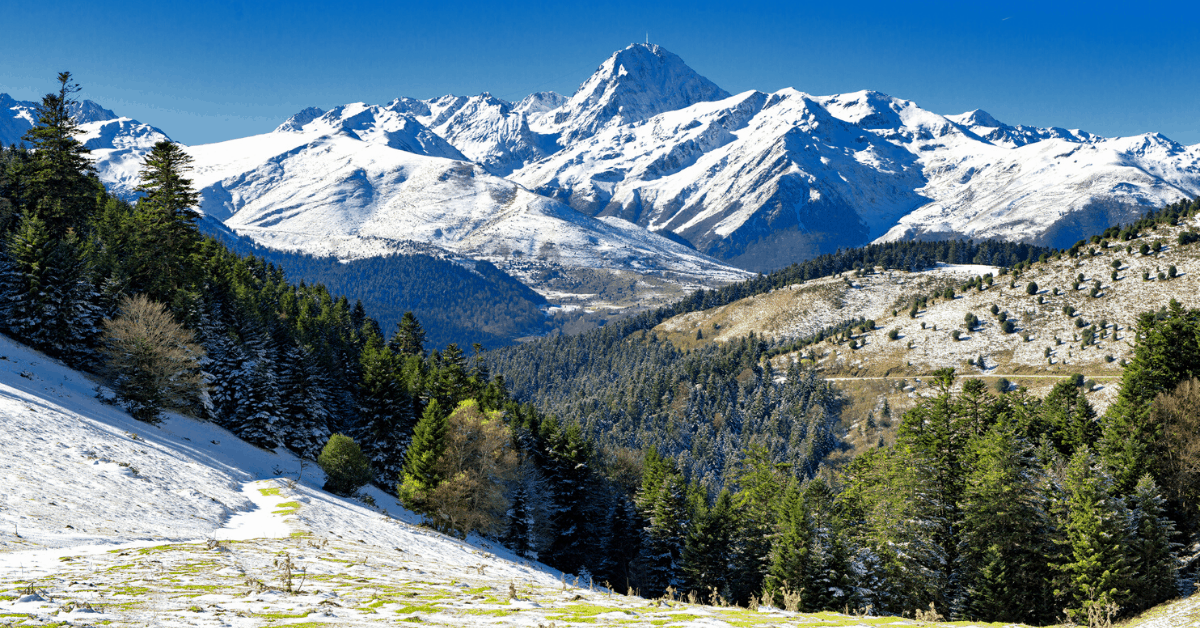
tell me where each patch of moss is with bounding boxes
[258,487,282,496]
[273,501,302,515]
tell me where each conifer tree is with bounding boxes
[957,424,1054,623]
[357,335,416,481]
[398,398,447,516]
[763,484,813,609]
[633,449,692,596]
[1053,447,1132,623]
[19,72,102,236]
[389,311,426,357]
[682,489,734,598]
[1102,300,1200,492]
[1125,474,1179,613]
[128,140,202,303]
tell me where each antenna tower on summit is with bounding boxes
[646,33,649,44]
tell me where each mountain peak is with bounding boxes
[552,43,730,143]
[276,106,327,132]
[69,100,119,124]
[950,109,1003,128]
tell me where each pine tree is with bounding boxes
[357,335,416,482]
[957,424,1054,624]
[1125,474,1179,613]
[128,140,202,303]
[0,212,100,357]
[682,489,734,599]
[398,398,447,516]
[1102,300,1200,492]
[763,484,813,609]
[1053,447,1132,623]
[539,419,600,576]
[19,72,103,236]
[389,311,426,357]
[633,449,691,596]
[1041,380,1099,457]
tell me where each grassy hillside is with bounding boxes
[654,213,1200,457]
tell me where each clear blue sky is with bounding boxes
[2,1,1196,146]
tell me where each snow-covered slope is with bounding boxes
[1,329,1070,626]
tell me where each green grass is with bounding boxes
[259,487,282,496]
[273,501,302,515]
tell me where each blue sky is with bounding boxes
[2,1,1196,146]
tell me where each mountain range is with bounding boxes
[4,42,1199,286]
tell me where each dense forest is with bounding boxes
[3,73,1196,626]
[212,232,549,350]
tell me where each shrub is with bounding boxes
[1063,305,1075,317]
[1053,287,1061,295]
[1001,320,1015,334]
[1112,259,1122,270]
[995,377,1010,393]
[318,434,373,496]
[1070,373,1085,388]
[1026,281,1038,295]
[1141,243,1151,255]
[101,294,205,424]
[1168,265,1178,279]
[990,304,999,315]
[998,311,1008,322]
[1111,270,1119,281]
[888,329,900,341]
[1090,286,1101,298]
[951,330,961,341]
[943,287,955,299]
[1075,317,1087,328]
[1178,231,1200,246]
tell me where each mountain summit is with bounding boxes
[544,43,731,143]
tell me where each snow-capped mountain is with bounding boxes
[183,104,748,303]
[8,41,1200,283]
[506,70,1200,269]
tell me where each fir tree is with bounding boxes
[19,72,102,236]
[682,489,734,599]
[398,398,447,516]
[1125,474,1179,613]
[1053,447,1132,623]
[357,335,416,482]
[389,311,426,357]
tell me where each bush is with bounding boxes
[951,330,961,341]
[1143,271,1150,281]
[995,377,1010,393]
[1075,317,1087,328]
[1001,320,1015,334]
[1141,243,1151,255]
[1168,265,1178,279]
[990,304,999,315]
[888,329,900,340]
[1026,281,1038,295]
[1070,373,1085,388]
[1111,270,1119,281]
[1112,259,1122,270]
[318,434,373,496]
[943,287,955,300]
[101,294,205,424]
[1063,305,1075,317]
